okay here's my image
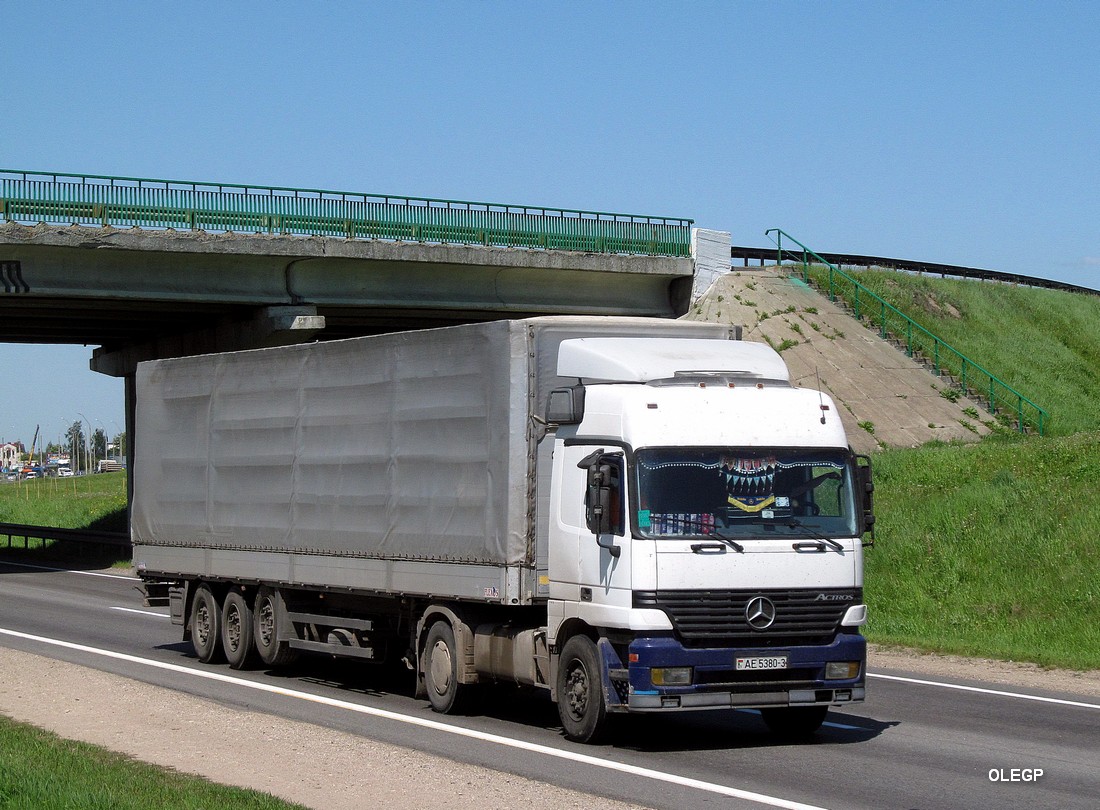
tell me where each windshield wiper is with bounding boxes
[787,519,844,552]
[708,531,745,553]
[669,519,745,553]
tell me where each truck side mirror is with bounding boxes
[579,451,624,557]
[856,454,876,544]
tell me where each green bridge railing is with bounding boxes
[0,169,693,258]
[766,228,1047,435]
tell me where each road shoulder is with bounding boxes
[0,647,648,810]
[868,644,1100,698]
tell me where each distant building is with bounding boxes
[0,443,21,470]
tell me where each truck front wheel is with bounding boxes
[556,635,608,743]
[190,584,223,664]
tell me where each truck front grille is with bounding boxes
[633,588,861,648]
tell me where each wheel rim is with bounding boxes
[564,660,589,721]
[429,640,452,696]
[257,599,274,647]
[195,603,212,648]
[225,605,242,651]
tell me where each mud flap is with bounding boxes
[597,637,629,711]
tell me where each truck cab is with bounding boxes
[543,337,872,741]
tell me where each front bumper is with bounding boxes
[603,632,866,712]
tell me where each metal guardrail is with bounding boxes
[0,522,129,548]
[0,169,693,258]
[731,245,1100,298]
[765,229,1048,435]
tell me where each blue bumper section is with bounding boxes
[605,633,867,712]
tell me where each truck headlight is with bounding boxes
[825,661,861,680]
[651,667,693,686]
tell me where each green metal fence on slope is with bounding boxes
[765,228,1047,435]
[0,169,693,258]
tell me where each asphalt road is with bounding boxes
[1,559,1097,810]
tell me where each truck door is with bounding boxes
[550,443,632,604]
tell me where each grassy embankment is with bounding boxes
[820,270,1100,670]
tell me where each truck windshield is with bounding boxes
[633,448,860,539]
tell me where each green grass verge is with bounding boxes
[866,432,1100,670]
[0,473,129,567]
[811,268,1100,436]
[0,472,128,532]
[0,715,305,809]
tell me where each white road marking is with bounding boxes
[821,719,863,731]
[0,626,830,810]
[0,560,133,580]
[868,672,1100,710]
[109,607,169,618]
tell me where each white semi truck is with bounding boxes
[134,316,874,742]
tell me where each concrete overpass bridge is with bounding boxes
[0,169,727,467]
[0,170,729,374]
[0,170,1037,476]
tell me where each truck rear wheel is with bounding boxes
[253,586,298,667]
[190,584,223,664]
[422,621,473,714]
[221,588,256,670]
[556,635,607,743]
[760,706,828,737]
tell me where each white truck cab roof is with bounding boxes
[557,337,790,384]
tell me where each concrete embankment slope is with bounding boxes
[685,268,993,455]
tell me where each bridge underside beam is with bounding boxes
[90,305,326,377]
[0,224,694,363]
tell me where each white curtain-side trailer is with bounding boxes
[135,316,874,742]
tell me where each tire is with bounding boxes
[422,621,473,714]
[760,706,828,738]
[190,584,223,664]
[221,588,256,670]
[555,635,608,743]
[253,586,298,667]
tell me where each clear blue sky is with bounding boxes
[1,1,1097,448]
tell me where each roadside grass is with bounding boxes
[0,471,127,531]
[818,269,1100,437]
[0,472,129,567]
[0,715,305,809]
[865,431,1100,670]
[794,269,1100,668]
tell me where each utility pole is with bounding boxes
[79,412,93,474]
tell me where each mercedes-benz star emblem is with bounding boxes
[745,596,777,630]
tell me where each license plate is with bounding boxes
[736,655,789,671]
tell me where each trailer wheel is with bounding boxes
[190,585,224,664]
[422,621,473,714]
[556,635,607,743]
[221,588,256,670]
[253,586,298,667]
[760,706,828,738]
